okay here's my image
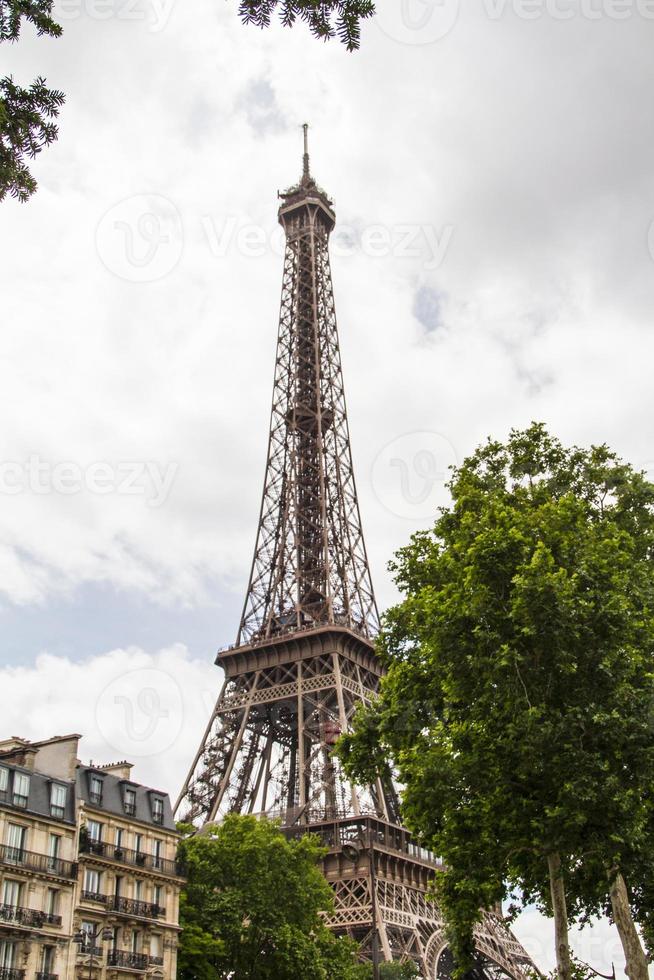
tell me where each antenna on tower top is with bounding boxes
[302,122,310,179]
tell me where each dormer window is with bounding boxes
[151,797,164,825]
[89,775,103,806]
[123,788,136,816]
[12,772,29,808]
[50,783,67,819]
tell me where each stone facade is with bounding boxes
[0,736,183,980]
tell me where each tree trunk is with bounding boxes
[547,852,573,980]
[608,868,650,980]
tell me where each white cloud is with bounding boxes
[0,0,652,614]
[0,644,218,795]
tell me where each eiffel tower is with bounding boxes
[175,129,534,980]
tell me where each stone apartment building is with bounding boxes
[0,736,183,980]
[0,736,79,980]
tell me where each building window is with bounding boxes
[2,879,22,908]
[47,833,61,872]
[49,782,67,819]
[41,945,55,974]
[80,921,98,953]
[150,934,161,961]
[0,766,8,797]
[84,868,101,899]
[89,775,103,805]
[151,797,164,824]
[46,888,59,916]
[131,930,141,953]
[152,839,162,869]
[0,940,17,968]
[12,771,29,808]
[134,880,143,901]
[124,787,136,816]
[115,827,123,848]
[153,884,162,909]
[87,819,102,842]
[135,833,145,864]
[5,823,26,863]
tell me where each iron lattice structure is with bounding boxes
[176,131,535,980]
[237,133,377,647]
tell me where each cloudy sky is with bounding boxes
[2,0,654,972]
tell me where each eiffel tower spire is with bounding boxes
[175,134,535,980]
[237,128,377,646]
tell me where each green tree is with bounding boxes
[339,424,654,980]
[177,814,369,980]
[1,0,64,202]
[238,0,374,50]
[378,962,422,979]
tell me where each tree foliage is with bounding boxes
[378,962,422,979]
[238,0,374,50]
[0,0,64,202]
[339,424,654,978]
[177,814,369,980]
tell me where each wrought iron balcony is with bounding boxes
[107,950,148,971]
[148,956,164,966]
[79,838,183,877]
[0,844,76,880]
[110,896,165,919]
[0,968,25,980]
[0,904,62,927]
[81,890,107,903]
[36,973,59,980]
[76,946,101,957]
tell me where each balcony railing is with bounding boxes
[107,950,148,971]
[79,838,183,877]
[0,904,62,928]
[81,890,106,903]
[110,896,165,919]
[0,844,76,880]
[0,968,25,980]
[36,973,58,980]
[148,956,163,966]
